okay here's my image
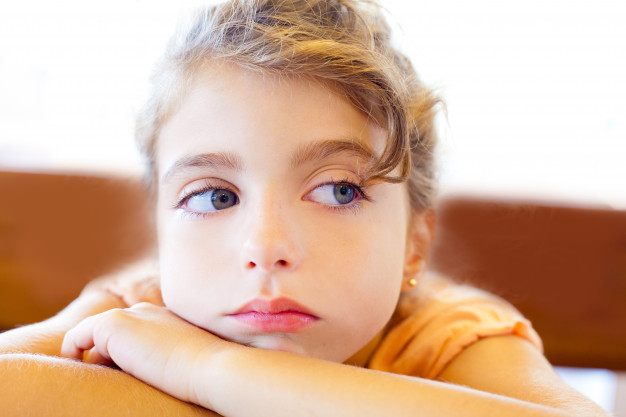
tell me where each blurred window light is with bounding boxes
[1,0,624,208]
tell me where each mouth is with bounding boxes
[228,297,319,333]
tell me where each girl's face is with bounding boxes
[156,63,427,363]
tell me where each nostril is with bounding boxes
[243,258,292,271]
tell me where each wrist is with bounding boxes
[0,319,68,356]
[55,291,126,328]
[190,336,243,410]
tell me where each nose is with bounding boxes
[240,201,303,273]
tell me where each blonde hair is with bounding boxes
[136,0,441,210]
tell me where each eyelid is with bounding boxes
[304,178,372,207]
[173,179,239,212]
[178,177,235,195]
[171,176,373,217]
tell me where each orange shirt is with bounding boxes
[367,273,543,379]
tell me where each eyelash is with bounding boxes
[312,178,372,214]
[172,178,372,218]
[172,181,230,219]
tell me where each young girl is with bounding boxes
[0,1,609,416]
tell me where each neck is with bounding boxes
[343,330,384,367]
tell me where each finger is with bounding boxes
[102,287,130,307]
[83,347,115,367]
[61,314,106,361]
[108,277,162,307]
[139,280,164,306]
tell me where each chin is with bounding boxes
[245,336,307,356]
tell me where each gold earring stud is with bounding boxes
[408,278,417,287]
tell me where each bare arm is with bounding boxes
[0,354,219,417]
[0,292,219,416]
[437,336,609,417]
[0,259,160,356]
[197,335,605,417]
[0,291,126,356]
[0,261,223,416]
[61,303,610,417]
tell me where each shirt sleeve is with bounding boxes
[367,273,543,380]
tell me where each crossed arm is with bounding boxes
[0,353,217,417]
[0,273,609,417]
[0,278,216,417]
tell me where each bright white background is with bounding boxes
[0,1,623,411]
[1,0,625,211]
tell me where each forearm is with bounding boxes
[0,291,125,356]
[57,303,607,417]
[0,353,219,417]
[0,317,69,356]
[198,344,570,417]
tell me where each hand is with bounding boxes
[59,259,162,328]
[60,303,224,404]
[55,290,128,328]
[1,260,161,357]
[81,259,164,307]
[0,290,127,356]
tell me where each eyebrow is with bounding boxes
[161,152,244,184]
[288,139,376,170]
[161,138,376,185]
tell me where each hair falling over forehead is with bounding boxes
[136,0,442,210]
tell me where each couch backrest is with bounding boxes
[1,170,625,369]
[0,170,154,325]
[429,196,626,370]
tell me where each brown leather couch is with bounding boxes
[1,169,625,371]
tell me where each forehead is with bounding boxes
[156,63,387,177]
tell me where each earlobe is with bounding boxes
[402,209,436,292]
[402,259,423,292]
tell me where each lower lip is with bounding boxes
[230,311,318,332]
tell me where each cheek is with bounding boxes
[315,211,407,313]
[158,239,203,320]
[157,214,236,326]
[350,232,405,316]
[349,194,408,313]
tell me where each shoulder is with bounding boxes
[438,336,611,417]
[368,273,543,379]
[367,277,609,416]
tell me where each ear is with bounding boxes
[402,209,436,292]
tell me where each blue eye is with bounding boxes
[307,183,360,206]
[185,189,238,212]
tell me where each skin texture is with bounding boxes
[1,63,610,416]
[0,291,126,356]
[0,354,216,417]
[155,65,419,363]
